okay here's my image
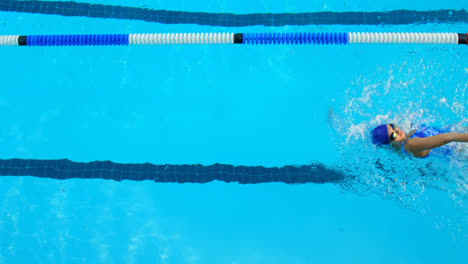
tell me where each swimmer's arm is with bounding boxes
[405,132,468,153]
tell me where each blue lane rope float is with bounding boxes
[0,32,467,46]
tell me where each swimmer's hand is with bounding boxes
[328,107,334,120]
[327,107,351,136]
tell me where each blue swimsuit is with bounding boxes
[402,124,458,158]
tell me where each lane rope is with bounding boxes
[1,32,467,46]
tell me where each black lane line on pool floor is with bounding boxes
[1,0,467,27]
[0,159,347,184]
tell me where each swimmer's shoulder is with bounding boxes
[403,130,430,158]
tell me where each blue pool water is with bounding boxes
[0,0,467,263]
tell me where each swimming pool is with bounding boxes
[0,0,467,263]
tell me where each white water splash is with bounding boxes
[329,59,468,239]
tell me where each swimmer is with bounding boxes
[371,123,468,158]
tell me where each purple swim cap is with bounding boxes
[371,124,390,145]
